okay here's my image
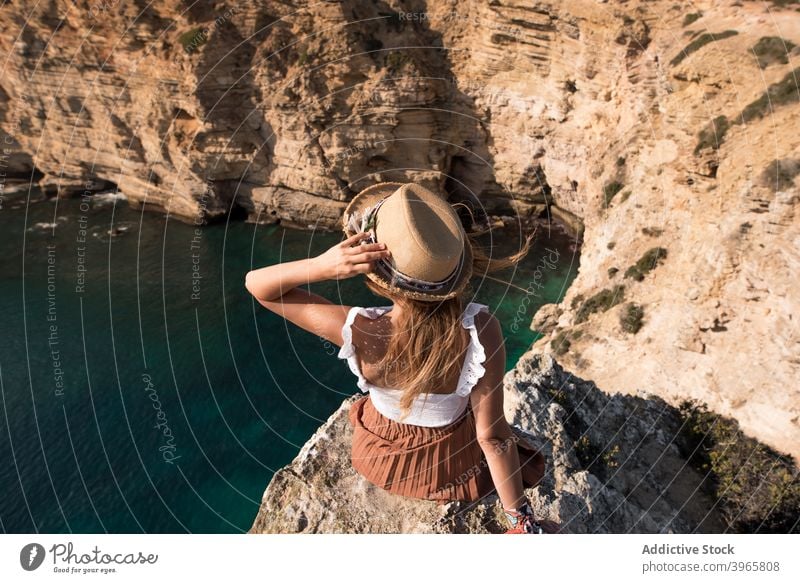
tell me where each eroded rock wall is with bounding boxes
[2,0,798,461]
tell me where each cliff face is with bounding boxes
[2,0,798,485]
[251,353,732,533]
[520,0,800,461]
[0,0,556,224]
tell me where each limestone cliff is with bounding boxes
[2,0,799,506]
[251,352,799,533]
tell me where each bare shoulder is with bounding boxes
[350,310,393,364]
[473,308,503,351]
[469,309,506,401]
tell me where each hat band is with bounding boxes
[351,197,463,293]
[367,231,462,292]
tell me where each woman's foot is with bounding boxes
[503,501,553,534]
[504,512,544,534]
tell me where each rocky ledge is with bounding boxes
[250,352,799,534]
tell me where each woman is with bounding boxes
[245,181,552,534]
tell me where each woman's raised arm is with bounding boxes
[243,231,391,345]
[245,231,388,301]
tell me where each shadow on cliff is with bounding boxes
[181,1,278,222]
[301,0,553,231]
[250,352,800,534]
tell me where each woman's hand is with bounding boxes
[312,232,391,281]
[245,232,390,302]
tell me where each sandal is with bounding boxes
[503,501,545,534]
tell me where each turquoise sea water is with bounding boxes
[0,192,579,533]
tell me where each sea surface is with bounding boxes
[0,190,579,533]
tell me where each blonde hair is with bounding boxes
[362,227,536,419]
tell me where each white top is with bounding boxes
[337,302,490,427]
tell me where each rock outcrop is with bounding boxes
[251,353,732,533]
[2,0,798,491]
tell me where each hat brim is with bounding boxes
[341,182,474,302]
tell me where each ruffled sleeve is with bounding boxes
[455,302,491,397]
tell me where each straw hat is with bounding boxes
[341,182,473,302]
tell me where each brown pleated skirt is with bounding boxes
[348,395,545,504]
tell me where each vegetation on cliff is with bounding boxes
[676,399,800,533]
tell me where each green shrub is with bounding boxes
[608,267,619,278]
[602,444,621,469]
[573,435,620,481]
[607,241,616,250]
[759,158,800,192]
[575,285,625,323]
[574,435,598,470]
[641,226,664,237]
[743,0,800,10]
[178,28,208,53]
[620,303,645,333]
[695,68,800,155]
[739,67,800,123]
[752,36,796,68]
[624,247,668,281]
[546,384,567,401]
[676,399,800,533]
[694,115,731,154]
[550,330,571,355]
[602,181,625,208]
[682,13,703,27]
[670,30,739,66]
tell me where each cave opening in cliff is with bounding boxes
[0,134,45,182]
[52,176,119,198]
[227,199,250,222]
[91,178,119,194]
[14,165,45,183]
